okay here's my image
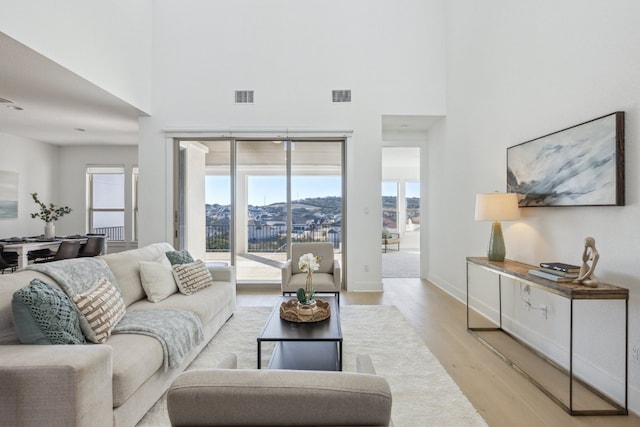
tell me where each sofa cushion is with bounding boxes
[167,369,393,427]
[172,260,213,295]
[73,277,126,344]
[100,242,175,306]
[291,243,335,275]
[106,332,165,407]
[165,250,194,265]
[11,278,85,345]
[288,272,338,292]
[129,280,234,327]
[139,257,178,302]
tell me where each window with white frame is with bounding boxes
[87,166,125,241]
[405,180,420,232]
[381,181,398,231]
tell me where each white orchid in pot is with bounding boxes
[296,252,322,305]
[30,193,72,239]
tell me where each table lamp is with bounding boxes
[474,192,520,262]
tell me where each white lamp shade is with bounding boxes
[475,193,520,221]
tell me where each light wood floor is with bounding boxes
[237,278,639,427]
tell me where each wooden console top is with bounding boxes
[467,257,628,300]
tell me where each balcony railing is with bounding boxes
[92,226,124,241]
[206,224,230,252]
[206,224,341,252]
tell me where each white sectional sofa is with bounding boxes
[0,242,236,427]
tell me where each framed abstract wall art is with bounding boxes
[507,112,624,207]
[0,170,19,219]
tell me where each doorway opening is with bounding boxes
[381,147,421,278]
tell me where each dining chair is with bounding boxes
[0,246,18,273]
[28,248,56,262]
[34,241,81,263]
[78,235,106,257]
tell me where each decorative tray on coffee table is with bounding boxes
[280,298,331,323]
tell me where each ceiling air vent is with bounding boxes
[332,90,351,103]
[235,90,254,104]
[0,97,13,103]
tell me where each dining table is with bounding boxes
[1,236,88,269]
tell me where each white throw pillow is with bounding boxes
[139,257,178,303]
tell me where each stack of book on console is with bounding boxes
[528,262,580,282]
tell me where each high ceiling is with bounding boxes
[0,32,440,148]
[0,32,144,146]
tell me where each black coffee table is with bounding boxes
[257,296,342,371]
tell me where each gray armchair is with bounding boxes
[281,242,341,302]
[382,228,400,253]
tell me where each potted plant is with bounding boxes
[296,252,322,305]
[30,193,72,239]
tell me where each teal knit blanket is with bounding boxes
[114,309,204,371]
[25,257,120,297]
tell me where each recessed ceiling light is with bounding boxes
[6,105,23,111]
[75,128,86,132]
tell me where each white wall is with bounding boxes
[429,0,640,412]
[0,0,153,113]
[139,0,447,291]
[0,132,62,237]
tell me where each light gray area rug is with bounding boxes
[382,250,421,278]
[138,305,487,426]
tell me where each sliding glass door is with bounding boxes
[204,140,232,265]
[291,141,343,272]
[236,140,288,281]
[195,138,345,283]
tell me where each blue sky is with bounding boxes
[382,181,421,198]
[206,176,342,206]
[406,181,420,198]
[207,176,420,205]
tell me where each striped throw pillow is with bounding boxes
[73,277,126,343]
[172,260,213,295]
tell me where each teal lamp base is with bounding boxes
[487,221,506,262]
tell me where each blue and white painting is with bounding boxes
[507,113,623,206]
[0,171,19,218]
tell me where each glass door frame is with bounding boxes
[173,136,347,286]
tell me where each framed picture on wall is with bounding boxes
[0,170,19,219]
[507,112,624,207]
